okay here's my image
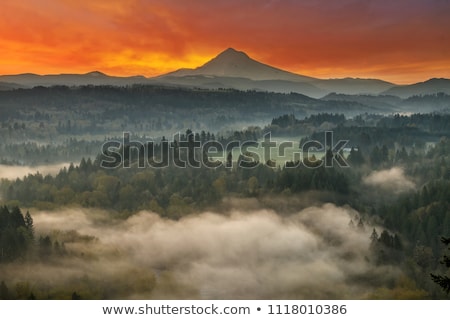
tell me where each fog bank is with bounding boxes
[3,203,399,299]
[0,163,71,180]
[363,167,415,194]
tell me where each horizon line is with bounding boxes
[0,48,449,86]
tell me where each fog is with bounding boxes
[363,167,415,194]
[0,202,403,299]
[0,163,71,180]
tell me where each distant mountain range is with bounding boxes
[1,48,449,98]
[0,71,146,88]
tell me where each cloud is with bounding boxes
[0,0,449,82]
[363,167,415,194]
[6,202,400,299]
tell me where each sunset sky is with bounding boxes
[0,0,449,84]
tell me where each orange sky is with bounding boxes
[0,0,449,84]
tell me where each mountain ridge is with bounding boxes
[382,78,450,98]
[1,48,449,98]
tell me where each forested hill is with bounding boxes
[0,85,376,116]
[5,85,448,120]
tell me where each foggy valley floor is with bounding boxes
[0,202,427,299]
[0,86,449,299]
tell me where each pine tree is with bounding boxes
[39,235,52,258]
[430,237,450,294]
[357,218,365,232]
[347,147,364,166]
[370,228,379,245]
[348,219,355,229]
[370,146,381,166]
[24,211,34,238]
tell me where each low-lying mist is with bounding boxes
[0,163,71,180]
[0,201,403,299]
[363,167,415,194]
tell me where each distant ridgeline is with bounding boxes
[0,85,449,145]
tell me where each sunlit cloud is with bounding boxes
[0,0,449,83]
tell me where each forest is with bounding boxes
[0,85,449,299]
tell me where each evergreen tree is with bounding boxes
[347,147,364,166]
[370,146,381,166]
[370,228,379,245]
[39,235,52,258]
[348,219,355,229]
[379,230,393,247]
[430,237,450,294]
[24,211,34,238]
[357,218,365,232]
[0,206,32,261]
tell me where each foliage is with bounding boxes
[430,237,450,294]
[0,206,34,262]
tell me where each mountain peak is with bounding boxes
[162,48,313,82]
[224,47,239,53]
[201,48,254,71]
[217,47,250,59]
[85,71,107,77]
